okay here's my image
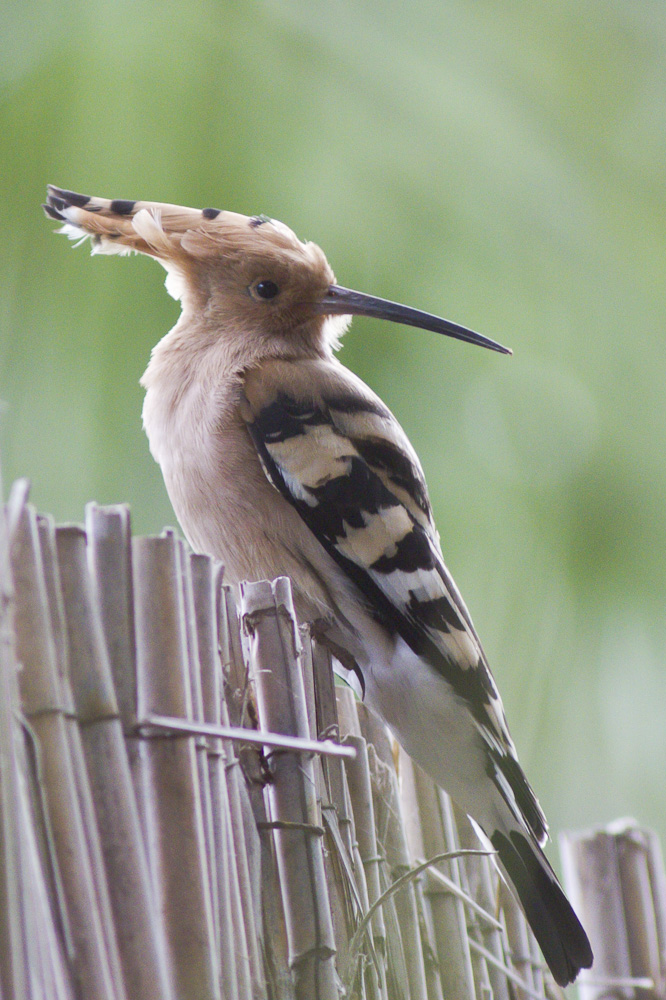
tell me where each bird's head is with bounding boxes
[44,186,511,361]
[169,210,351,356]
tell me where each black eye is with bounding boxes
[252,279,280,300]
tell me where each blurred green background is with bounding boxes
[2,1,665,848]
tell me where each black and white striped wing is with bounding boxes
[241,358,547,844]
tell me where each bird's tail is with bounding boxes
[490,824,592,987]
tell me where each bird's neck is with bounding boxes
[140,315,244,466]
[139,312,334,469]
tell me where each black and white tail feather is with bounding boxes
[44,185,593,987]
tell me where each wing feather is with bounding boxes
[241,358,546,842]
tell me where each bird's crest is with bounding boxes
[44,185,313,262]
[43,186,335,317]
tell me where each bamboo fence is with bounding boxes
[1,480,665,1000]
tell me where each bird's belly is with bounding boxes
[363,635,489,821]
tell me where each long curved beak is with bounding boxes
[317,284,511,355]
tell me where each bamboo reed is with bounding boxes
[220,585,249,728]
[12,508,121,1000]
[191,555,241,1000]
[357,706,434,998]
[561,821,666,1000]
[342,735,387,962]
[314,673,373,1000]
[250,778,296,1000]
[312,639,356,860]
[0,484,30,1000]
[84,505,137,729]
[410,761,478,1000]
[615,825,662,998]
[336,687,387,1000]
[47,523,127,1000]
[397,752,445,1000]
[217,584,271,997]
[644,829,666,997]
[241,577,337,1000]
[350,733,406,1000]
[218,588,266,1000]
[15,739,75,1000]
[560,826,633,1000]
[367,743,428,1000]
[132,533,221,1000]
[180,546,223,967]
[452,801,512,1000]
[311,638,373,994]
[300,630,355,986]
[499,879,536,1000]
[17,509,77,961]
[85,504,156,863]
[85,504,174,995]
[57,523,174,1000]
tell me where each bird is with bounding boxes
[43,184,593,987]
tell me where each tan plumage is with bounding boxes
[43,185,592,987]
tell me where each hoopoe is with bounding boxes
[44,185,592,986]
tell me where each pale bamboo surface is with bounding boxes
[1,483,665,999]
[561,821,666,1000]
